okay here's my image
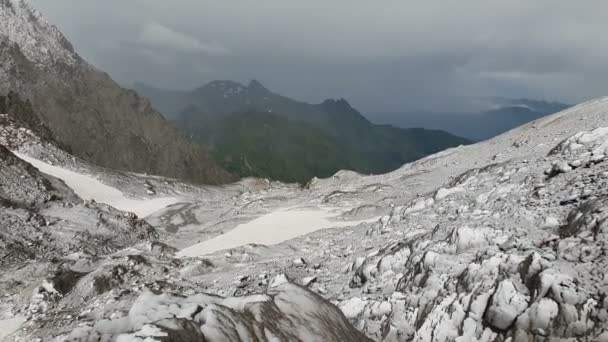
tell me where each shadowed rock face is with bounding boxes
[0,138,76,208]
[0,1,234,185]
[0,91,54,143]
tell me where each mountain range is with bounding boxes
[0,0,469,186]
[2,1,608,341]
[135,81,469,183]
[0,0,232,184]
[373,98,571,141]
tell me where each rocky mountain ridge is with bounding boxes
[0,0,233,185]
[138,80,469,183]
[0,0,77,66]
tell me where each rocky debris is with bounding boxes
[147,241,178,256]
[270,274,290,288]
[546,160,572,177]
[301,276,318,287]
[0,143,75,207]
[3,98,608,341]
[293,257,307,267]
[322,125,608,341]
[551,127,608,156]
[485,279,530,329]
[559,196,608,239]
[144,181,156,196]
[61,282,370,342]
[434,186,464,200]
[0,140,162,265]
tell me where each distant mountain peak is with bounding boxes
[191,79,271,99]
[476,96,570,114]
[0,0,78,65]
[320,98,353,110]
[207,80,243,88]
[189,81,243,100]
[248,79,268,92]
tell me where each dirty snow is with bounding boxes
[178,207,380,257]
[14,152,179,218]
[0,316,26,340]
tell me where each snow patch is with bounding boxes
[178,207,380,257]
[0,316,26,340]
[14,152,179,217]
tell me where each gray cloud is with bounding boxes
[31,0,608,113]
[138,21,230,55]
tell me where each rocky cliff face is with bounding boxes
[0,0,233,184]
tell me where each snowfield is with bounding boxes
[0,316,26,340]
[14,152,179,218]
[178,207,381,257]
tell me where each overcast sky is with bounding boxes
[32,0,608,112]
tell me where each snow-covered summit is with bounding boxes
[0,0,77,65]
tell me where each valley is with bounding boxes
[137,81,469,183]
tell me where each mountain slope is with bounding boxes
[317,99,470,174]
[139,81,469,183]
[0,0,233,184]
[206,110,355,182]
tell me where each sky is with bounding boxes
[32,0,608,113]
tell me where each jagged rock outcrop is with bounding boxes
[334,120,608,341]
[69,280,370,342]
